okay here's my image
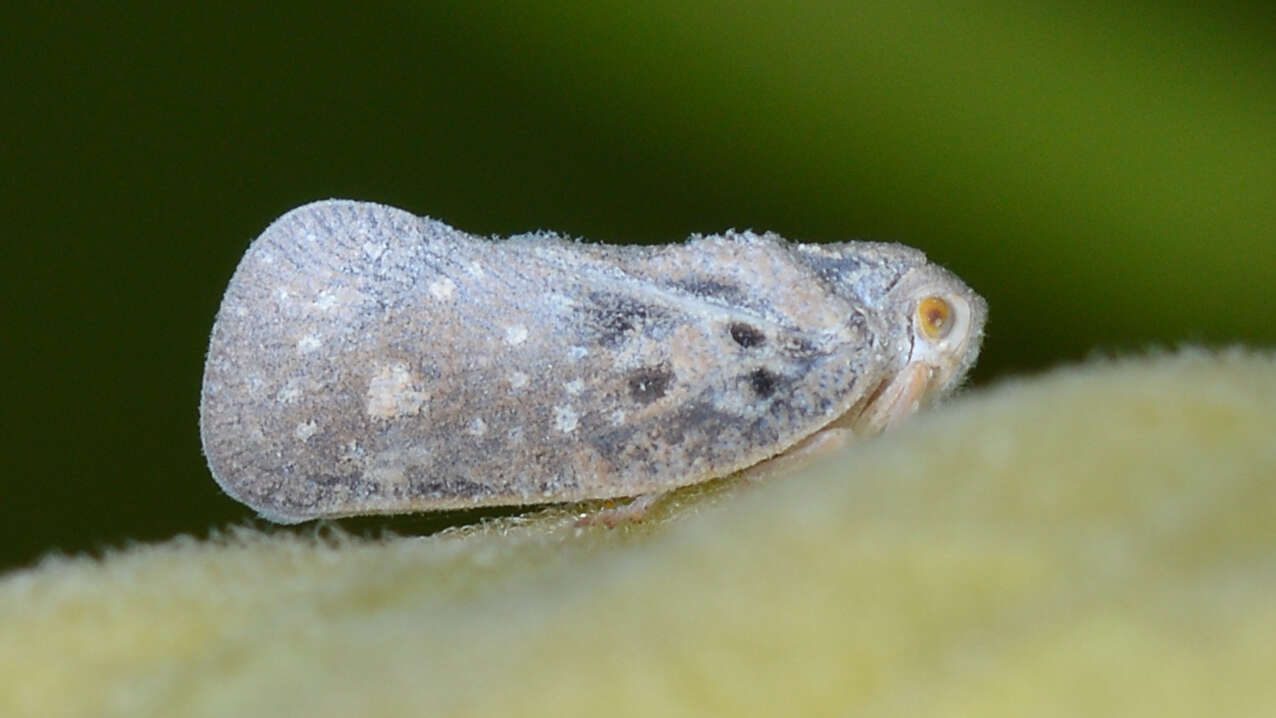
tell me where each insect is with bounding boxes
[199,200,986,523]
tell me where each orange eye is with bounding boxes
[916,296,953,340]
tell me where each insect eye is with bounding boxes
[916,296,954,340]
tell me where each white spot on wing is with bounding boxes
[276,380,303,403]
[467,417,487,436]
[314,290,338,310]
[341,440,363,460]
[505,324,529,345]
[297,334,321,353]
[554,405,579,433]
[294,420,319,441]
[365,363,429,419]
[509,371,529,389]
[428,278,456,301]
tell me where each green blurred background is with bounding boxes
[3,1,1273,572]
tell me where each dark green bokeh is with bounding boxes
[4,1,1273,571]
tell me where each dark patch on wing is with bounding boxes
[628,364,674,404]
[747,368,780,398]
[406,470,499,500]
[795,250,869,286]
[797,249,917,308]
[307,471,365,488]
[729,322,766,348]
[670,277,748,304]
[243,470,372,520]
[587,393,799,482]
[582,292,671,347]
